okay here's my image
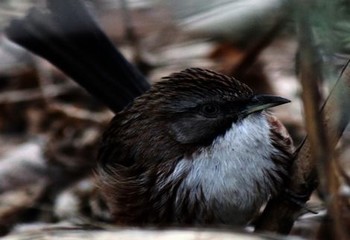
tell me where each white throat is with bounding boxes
[173,113,281,224]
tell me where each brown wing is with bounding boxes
[266,113,295,194]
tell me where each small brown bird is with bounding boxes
[97,68,294,227]
[4,0,293,228]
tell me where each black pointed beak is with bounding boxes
[243,94,290,116]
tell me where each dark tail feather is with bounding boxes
[5,0,150,113]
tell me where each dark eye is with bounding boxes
[200,103,220,117]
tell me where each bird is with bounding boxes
[5,0,294,227]
[97,68,294,227]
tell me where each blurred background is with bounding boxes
[0,0,349,239]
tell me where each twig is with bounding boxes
[50,103,113,124]
[0,8,25,18]
[325,150,350,239]
[120,0,140,59]
[297,3,330,199]
[0,83,79,104]
[233,6,290,77]
[33,57,55,104]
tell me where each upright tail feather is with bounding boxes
[5,0,150,113]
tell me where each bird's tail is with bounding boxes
[5,0,150,113]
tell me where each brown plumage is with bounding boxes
[97,68,294,227]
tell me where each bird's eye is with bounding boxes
[200,103,220,117]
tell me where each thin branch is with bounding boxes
[0,83,79,104]
[325,151,350,240]
[50,103,113,124]
[233,3,290,77]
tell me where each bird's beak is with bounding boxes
[242,94,290,116]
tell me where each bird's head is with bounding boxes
[129,68,290,147]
